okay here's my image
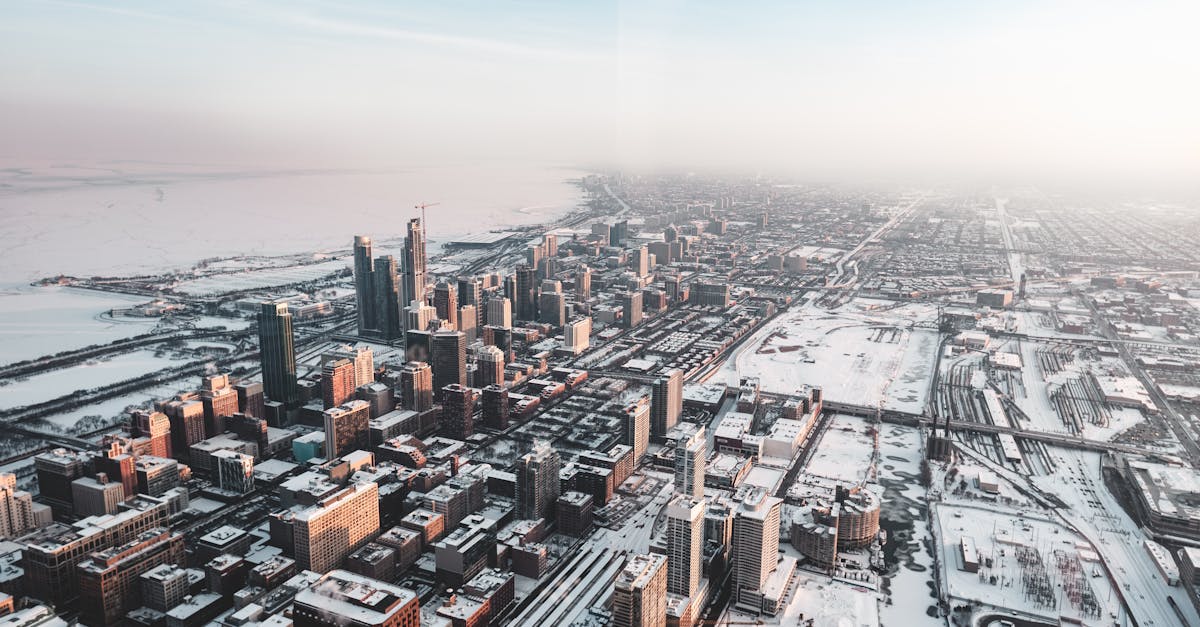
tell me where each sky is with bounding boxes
[2,0,1198,181]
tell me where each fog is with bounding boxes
[2,0,1197,183]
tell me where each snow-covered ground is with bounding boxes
[0,285,162,365]
[0,348,194,410]
[723,299,939,413]
[804,414,877,485]
[170,259,350,296]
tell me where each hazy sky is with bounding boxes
[2,0,1198,180]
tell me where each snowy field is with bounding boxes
[804,414,877,485]
[0,349,194,410]
[724,299,939,413]
[170,259,350,296]
[0,285,162,365]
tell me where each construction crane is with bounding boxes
[414,202,440,228]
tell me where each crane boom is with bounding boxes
[414,202,441,229]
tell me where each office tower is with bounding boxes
[692,281,731,308]
[538,280,566,326]
[666,495,705,599]
[130,409,172,458]
[140,564,190,612]
[557,491,594,537]
[94,442,137,501]
[404,299,436,332]
[663,275,681,303]
[293,569,420,627]
[664,225,678,242]
[486,296,512,328]
[398,362,434,412]
[356,382,395,419]
[431,330,466,399]
[543,232,558,257]
[483,325,514,362]
[481,385,510,430]
[632,244,649,277]
[563,317,591,354]
[648,241,672,266]
[258,302,298,405]
[322,358,356,409]
[323,400,370,459]
[516,441,561,521]
[624,398,650,462]
[475,345,505,388]
[292,483,381,573]
[609,220,629,247]
[227,412,270,460]
[458,276,482,317]
[513,265,537,321]
[160,395,206,455]
[373,255,402,340]
[433,281,458,329]
[733,488,783,609]
[575,265,592,300]
[200,373,239,438]
[72,474,123,517]
[234,381,265,419]
[134,457,182,497]
[458,304,477,343]
[440,384,475,440]
[404,331,432,367]
[35,449,87,514]
[321,345,376,388]
[652,369,683,436]
[77,529,186,626]
[612,554,667,627]
[0,474,36,539]
[214,450,255,494]
[354,235,377,334]
[675,427,706,499]
[621,291,643,328]
[402,218,427,310]
[526,243,543,272]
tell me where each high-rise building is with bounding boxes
[292,483,381,574]
[199,374,240,438]
[517,441,560,521]
[354,235,377,335]
[321,358,356,409]
[609,220,629,247]
[538,290,566,327]
[675,427,706,499]
[226,412,270,460]
[130,409,172,459]
[486,297,512,328]
[575,265,592,301]
[691,281,731,308]
[373,255,402,340]
[323,345,376,388]
[458,304,477,343]
[648,241,672,266]
[433,281,458,330]
[483,325,513,363]
[0,473,36,539]
[35,449,88,514]
[213,450,255,495]
[663,274,681,303]
[632,244,649,277]
[258,302,298,405]
[474,345,505,388]
[134,457,182,497]
[431,331,466,399]
[513,265,537,321]
[160,395,206,456]
[620,291,643,328]
[665,495,706,599]
[77,529,186,626]
[733,488,782,609]
[94,442,137,501]
[563,317,592,354]
[140,564,190,613]
[543,232,558,257]
[440,384,475,440]
[293,569,420,627]
[612,553,667,627]
[398,362,433,412]
[72,474,123,517]
[624,398,650,462]
[402,218,427,312]
[652,369,683,437]
[323,400,371,459]
[404,300,437,335]
[481,385,510,430]
[457,277,482,316]
[234,381,265,419]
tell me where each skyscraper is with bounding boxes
[440,384,475,440]
[632,244,649,277]
[538,280,565,327]
[0,473,36,540]
[398,362,434,412]
[621,291,643,329]
[199,373,239,438]
[474,345,505,389]
[513,265,537,322]
[733,487,782,610]
[481,385,510,430]
[665,494,706,599]
[612,553,667,627]
[373,255,402,340]
[675,427,706,499]
[321,358,356,409]
[431,331,466,399]
[517,441,560,521]
[214,450,255,495]
[323,345,375,388]
[563,317,592,354]
[292,482,380,574]
[575,265,592,300]
[258,302,298,405]
[458,304,477,343]
[651,369,684,437]
[402,218,427,311]
[486,297,512,328]
[433,281,458,329]
[353,235,377,335]
[624,398,650,462]
[323,400,370,459]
